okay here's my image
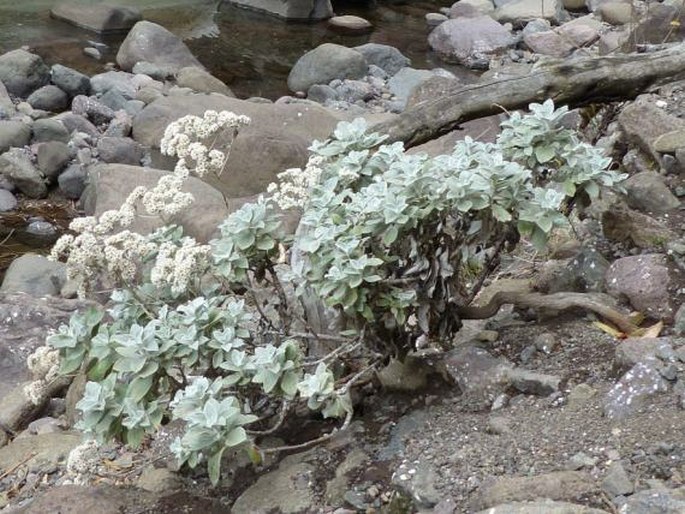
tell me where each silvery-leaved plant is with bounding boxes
[43,101,624,485]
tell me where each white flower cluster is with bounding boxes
[51,110,252,296]
[150,238,211,295]
[267,155,326,210]
[24,346,62,405]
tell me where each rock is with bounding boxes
[86,163,230,242]
[523,18,552,36]
[0,189,17,211]
[426,12,449,26]
[605,254,676,321]
[562,0,587,10]
[0,120,31,153]
[428,16,515,66]
[524,30,575,57]
[602,462,633,497]
[307,84,338,103]
[0,253,66,296]
[618,95,685,160]
[602,205,675,248]
[387,68,458,109]
[58,163,87,199]
[328,15,373,33]
[486,416,512,435]
[132,61,177,81]
[625,4,685,49]
[50,2,141,33]
[474,501,610,513]
[231,451,317,513]
[104,111,133,138]
[377,357,429,391]
[13,484,156,514]
[471,471,598,510]
[176,66,234,97]
[623,172,680,213]
[377,410,430,460]
[619,487,685,513]
[51,64,91,97]
[90,71,136,98]
[675,304,685,335]
[604,362,668,419]
[71,95,115,126]
[23,218,59,247]
[556,14,602,43]
[287,43,367,93]
[440,346,513,408]
[0,432,81,470]
[0,49,50,97]
[325,449,370,506]
[597,2,633,25]
[54,112,99,138]
[99,89,129,112]
[131,94,341,199]
[96,136,143,165]
[0,148,46,198]
[598,29,631,54]
[116,21,203,73]
[392,459,441,508]
[494,0,564,25]
[653,128,685,154]
[0,79,15,117]
[335,79,375,103]
[32,118,70,143]
[453,0,496,16]
[83,47,102,60]
[137,466,182,493]
[507,368,561,396]
[26,85,69,112]
[225,0,333,20]
[614,337,677,373]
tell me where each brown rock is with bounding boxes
[602,205,675,248]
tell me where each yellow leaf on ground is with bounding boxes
[592,321,625,339]
[630,320,664,339]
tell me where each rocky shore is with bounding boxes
[1,1,685,513]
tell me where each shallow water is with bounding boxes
[0,0,467,99]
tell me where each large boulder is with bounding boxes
[0,50,50,98]
[131,94,342,199]
[354,43,410,76]
[225,0,333,20]
[116,21,203,73]
[287,43,368,93]
[50,2,142,33]
[428,16,515,66]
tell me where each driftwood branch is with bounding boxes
[457,291,638,334]
[374,44,685,148]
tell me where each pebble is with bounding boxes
[83,47,102,60]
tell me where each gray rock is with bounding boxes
[136,466,182,493]
[426,12,449,26]
[623,172,680,213]
[99,88,129,111]
[0,79,15,117]
[23,218,59,246]
[307,84,338,103]
[406,75,461,109]
[54,112,99,138]
[429,16,515,66]
[674,304,685,335]
[0,253,66,296]
[524,30,575,56]
[224,0,333,20]
[26,85,69,112]
[392,459,441,508]
[619,488,685,513]
[597,2,633,25]
[176,66,234,96]
[0,188,17,211]
[603,362,669,419]
[90,70,136,98]
[523,18,553,36]
[377,357,429,391]
[288,43,367,93]
[231,451,317,513]
[36,141,71,180]
[494,0,564,26]
[32,118,70,143]
[58,163,87,199]
[507,368,561,396]
[614,337,677,374]
[602,462,633,497]
[0,49,50,97]
[388,67,436,107]
[625,4,685,49]
[132,61,177,81]
[103,111,133,138]
[602,205,675,248]
[474,501,610,513]
[123,99,146,117]
[535,247,610,293]
[83,46,102,60]
[116,21,203,73]
[567,383,597,409]
[71,95,115,126]
[97,136,143,165]
[653,128,685,154]
[354,43,411,76]
[605,253,676,322]
[0,148,46,198]
[328,15,373,33]
[452,0,497,16]
[0,120,31,153]
[51,64,90,97]
[335,79,375,103]
[50,2,142,33]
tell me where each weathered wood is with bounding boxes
[374,44,685,148]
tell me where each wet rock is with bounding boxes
[602,206,675,248]
[602,462,633,497]
[71,95,115,125]
[0,120,31,153]
[26,85,68,112]
[0,189,17,211]
[58,163,87,199]
[494,0,564,26]
[36,141,71,180]
[116,21,203,73]
[0,49,50,97]
[623,172,680,213]
[475,501,609,513]
[604,362,669,419]
[354,43,411,76]
[392,459,441,508]
[0,147,46,198]
[0,253,65,296]
[287,43,367,93]
[328,15,373,33]
[51,64,90,97]
[471,471,598,510]
[428,16,514,66]
[231,451,317,513]
[50,2,142,33]
[605,253,676,322]
[508,368,561,396]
